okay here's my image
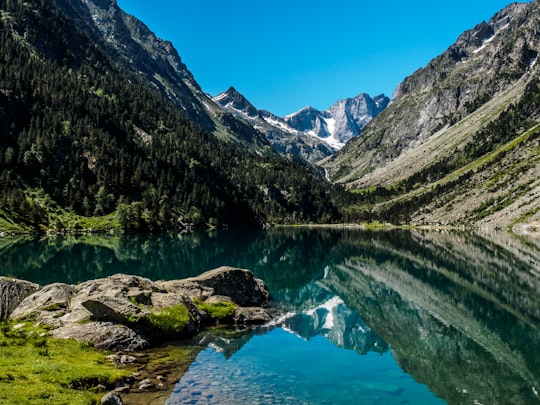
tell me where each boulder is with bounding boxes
[138,378,156,391]
[10,283,75,328]
[74,274,164,301]
[81,296,149,324]
[52,321,150,351]
[101,391,123,405]
[163,266,270,307]
[0,276,40,320]
[64,274,163,325]
[234,307,273,326]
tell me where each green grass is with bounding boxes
[147,304,190,334]
[0,320,130,405]
[194,299,236,320]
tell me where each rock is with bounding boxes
[164,266,270,307]
[9,283,73,324]
[106,353,138,365]
[114,384,131,394]
[6,269,274,350]
[138,378,156,391]
[81,296,149,324]
[0,276,40,320]
[234,307,273,325]
[156,280,214,302]
[52,322,149,351]
[74,274,164,301]
[101,391,123,405]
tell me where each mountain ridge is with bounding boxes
[213,87,389,161]
[55,0,271,151]
[212,87,337,162]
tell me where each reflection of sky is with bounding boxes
[167,328,444,405]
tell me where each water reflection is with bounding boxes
[317,231,540,404]
[1,229,539,404]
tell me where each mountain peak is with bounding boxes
[213,87,258,118]
[285,93,389,148]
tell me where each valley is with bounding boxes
[0,0,539,235]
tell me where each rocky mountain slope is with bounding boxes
[213,87,336,162]
[55,0,269,151]
[323,1,540,230]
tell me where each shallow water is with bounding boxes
[2,228,539,404]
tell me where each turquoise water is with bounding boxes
[168,328,444,405]
[1,228,539,404]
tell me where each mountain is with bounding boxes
[213,87,336,162]
[0,0,341,233]
[54,0,269,151]
[285,93,389,150]
[323,2,540,230]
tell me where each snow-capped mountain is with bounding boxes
[213,87,336,162]
[213,88,389,161]
[285,94,390,149]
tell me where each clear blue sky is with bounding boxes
[117,0,524,116]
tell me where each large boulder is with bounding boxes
[52,321,150,351]
[0,277,41,320]
[81,296,150,324]
[160,266,270,307]
[10,283,73,325]
[65,274,164,324]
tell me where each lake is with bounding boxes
[1,228,539,404]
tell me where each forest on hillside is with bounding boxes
[0,0,341,232]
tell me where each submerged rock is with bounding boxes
[8,267,274,351]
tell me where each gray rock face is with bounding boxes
[81,296,150,324]
[10,283,73,319]
[0,277,41,320]
[8,267,273,351]
[285,93,390,148]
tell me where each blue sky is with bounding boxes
[117,0,522,116]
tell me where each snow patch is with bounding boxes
[531,56,537,67]
[212,92,228,102]
[263,116,294,132]
[473,23,509,54]
[324,117,336,136]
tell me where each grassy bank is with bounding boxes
[0,320,130,405]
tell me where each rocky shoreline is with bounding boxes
[0,267,274,404]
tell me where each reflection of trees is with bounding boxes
[321,230,540,405]
[0,228,345,289]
